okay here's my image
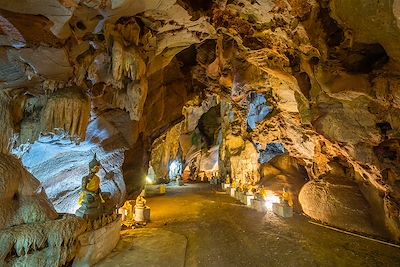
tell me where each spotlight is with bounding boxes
[146,176,153,184]
[264,192,280,211]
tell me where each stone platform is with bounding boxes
[73,216,122,266]
[96,228,187,267]
[272,203,293,218]
[251,199,267,212]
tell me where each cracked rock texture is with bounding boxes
[0,0,399,244]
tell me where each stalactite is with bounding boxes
[41,87,90,141]
[110,36,148,120]
[112,78,148,121]
[112,38,146,82]
[0,93,14,154]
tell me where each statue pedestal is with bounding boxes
[230,187,236,197]
[226,186,231,194]
[272,203,293,218]
[240,193,247,204]
[222,183,230,190]
[73,216,121,266]
[251,199,266,212]
[235,190,241,200]
[134,206,151,222]
[244,194,254,206]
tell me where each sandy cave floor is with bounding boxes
[96,183,400,267]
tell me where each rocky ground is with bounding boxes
[96,183,400,267]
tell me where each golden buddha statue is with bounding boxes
[120,200,134,220]
[135,190,147,208]
[259,186,267,200]
[281,188,293,207]
[225,174,231,184]
[231,179,237,188]
[237,182,243,192]
[76,154,111,219]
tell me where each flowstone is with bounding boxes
[0,153,120,266]
[0,153,85,266]
[0,153,58,229]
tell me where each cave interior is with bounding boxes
[1,0,400,266]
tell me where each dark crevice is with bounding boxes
[376,122,392,137]
[197,105,221,147]
[243,37,265,50]
[341,43,389,74]
[178,0,214,11]
[175,44,198,74]
[294,72,311,100]
[197,39,216,65]
[76,21,86,31]
[318,8,344,47]
[309,56,320,65]
[374,139,400,162]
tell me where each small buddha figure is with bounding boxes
[225,174,231,184]
[76,154,111,220]
[135,190,147,208]
[281,188,293,207]
[246,183,255,195]
[237,182,243,192]
[231,179,237,188]
[120,200,134,220]
[259,186,267,200]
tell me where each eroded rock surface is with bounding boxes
[0,153,57,229]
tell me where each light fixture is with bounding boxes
[264,191,280,211]
[146,176,153,184]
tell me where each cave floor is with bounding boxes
[97,183,400,267]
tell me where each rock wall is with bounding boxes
[0,153,58,229]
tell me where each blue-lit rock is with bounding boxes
[247,93,270,131]
[258,143,286,164]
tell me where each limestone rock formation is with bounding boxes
[0,153,57,230]
[299,176,381,236]
[0,153,86,266]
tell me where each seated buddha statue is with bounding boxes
[258,186,267,200]
[281,188,293,207]
[135,190,147,208]
[75,154,111,220]
[225,174,231,184]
